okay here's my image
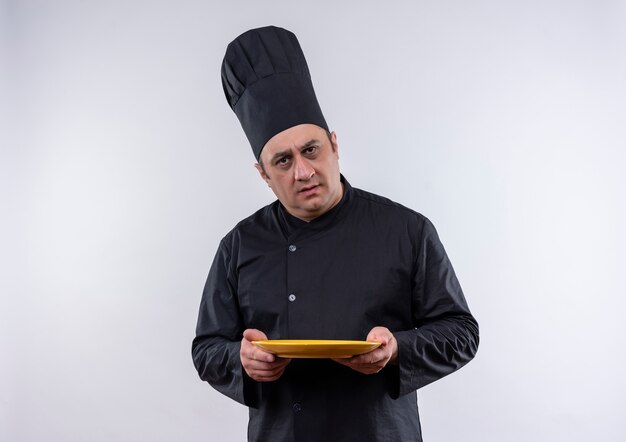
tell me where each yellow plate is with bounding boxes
[251,339,381,359]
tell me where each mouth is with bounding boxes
[298,184,320,196]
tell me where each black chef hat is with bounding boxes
[221,26,329,160]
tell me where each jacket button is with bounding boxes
[288,294,296,302]
[288,245,297,252]
[293,402,302,412]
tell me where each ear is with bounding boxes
[330,131,339,158]
[254,162,271,186]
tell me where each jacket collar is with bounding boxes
[276,174,353,238]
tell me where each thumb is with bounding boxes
[367,327,390,345]
[243,328,268,342]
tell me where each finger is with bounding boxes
[247,363,289,381]
[367,332,390,347]
[332,360,385,375]
[333,357,383,371]
[245,357,291,373]
[256,357,291,369]
[248,363,286,376]
[244,348,275,363]
[250,370,285,382]
[274,357,292,367]
[332,358,352,366]
[349,348,386,365]
[241,339,277,363]
[243,328,268,342]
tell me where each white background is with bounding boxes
[2,1,625,441]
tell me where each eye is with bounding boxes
[275,156,291,167]
[303,146,317,156]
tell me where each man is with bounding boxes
[192,26,479,442]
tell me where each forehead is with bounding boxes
[261,124,326,159]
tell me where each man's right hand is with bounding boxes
[240,329,291,382]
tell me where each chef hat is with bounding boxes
[221,26,329,160]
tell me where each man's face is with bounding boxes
[255,124,343,222]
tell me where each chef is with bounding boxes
[192,25,479,442]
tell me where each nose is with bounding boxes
[293,156,315,181]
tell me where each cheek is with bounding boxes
[274,180,292,197]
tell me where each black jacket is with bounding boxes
[192,177,479,441]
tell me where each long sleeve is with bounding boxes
[394,217,479,397]
[191,239,258,407]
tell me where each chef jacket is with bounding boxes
[192,176,479,442]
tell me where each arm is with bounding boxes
[394,217,479,396]
[192,240,260,406]
[191,240,290,406]
[334,217,479,396]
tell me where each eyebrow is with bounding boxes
[269,139,321,163]
[300,139,319,150]
[270,150,291,163]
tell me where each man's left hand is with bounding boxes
[333,326,398,374]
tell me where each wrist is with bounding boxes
[388,335,399,365]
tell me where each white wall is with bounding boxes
[2,1,625,441]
